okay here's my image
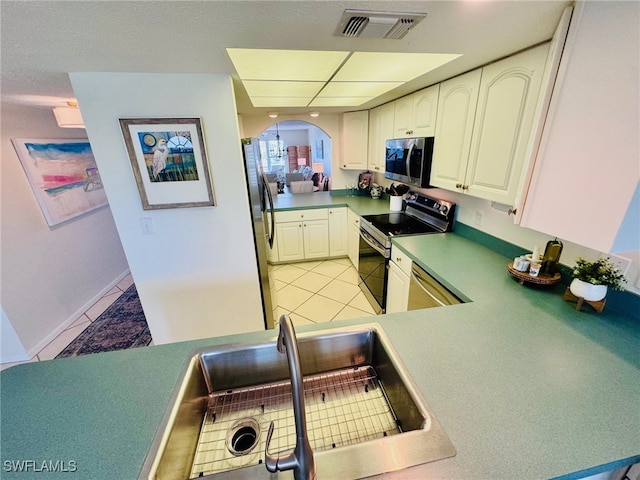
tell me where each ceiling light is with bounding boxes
[309,111,320,118]
[53,101,84,128]
[268,112,278,118]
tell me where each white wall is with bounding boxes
[240,114,361,190]
[1,305,28,363]
[70,73,264,344]
[0,103,130,357]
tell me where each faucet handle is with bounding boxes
[265,421,278,472]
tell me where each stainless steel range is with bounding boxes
[358,192,456,314]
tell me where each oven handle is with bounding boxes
[359,228,388,258]
[410,269,447,307]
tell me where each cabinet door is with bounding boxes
[341,111,369,169]
[368,102,395,173]
[430,69,482,191]
[328,208,348,257]
[386,260,410,313]
[393,95,414,136]
[275,222,304,262]
[412,84,440,137]
[347,209,360,268]
[303,220,329,259]
[466,44,548,204]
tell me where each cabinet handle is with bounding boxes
[508,207,517,216]
[396,257,402,262]
[462,185,469,191]
[455,183,462,189]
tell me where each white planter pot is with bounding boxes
[569,278,608,301]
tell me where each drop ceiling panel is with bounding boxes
[309,97,373,107]
[227,48,349,81]
[318,81,403,98]
[250,97,314,107]
[242,80,325,97]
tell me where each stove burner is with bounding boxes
[363,212,440,237]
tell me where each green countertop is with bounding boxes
[271,191,393,216]
[2,201,639,479]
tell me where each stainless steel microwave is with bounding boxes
[384,137,434,188]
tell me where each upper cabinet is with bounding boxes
[341,110,369,170]
[431,44,549,205]
[367,102,395,173]
[393,84,440,137]
[430,70,481,192]
[518,2,639,253]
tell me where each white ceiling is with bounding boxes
[0,0,572,116]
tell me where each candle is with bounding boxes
[532,245,540,263]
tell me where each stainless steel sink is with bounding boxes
[140,323,455,479]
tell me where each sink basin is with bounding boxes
[140,323,455,479]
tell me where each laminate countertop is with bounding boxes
[2,201,639,479]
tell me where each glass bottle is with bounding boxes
[541,238,563,276]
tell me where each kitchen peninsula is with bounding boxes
[2,193,638,480]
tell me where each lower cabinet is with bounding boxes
[385,246,412,313]
[274,208,331,262]
[328,207,348,257]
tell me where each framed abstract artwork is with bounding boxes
[119,117,215,210]
[11,138,108,226]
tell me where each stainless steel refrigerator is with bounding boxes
[241,138,276,329]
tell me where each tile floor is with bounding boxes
[270,257,377,327]
[2,258,378,371]
[0,273,136,371]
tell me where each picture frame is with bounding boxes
[11,138,108,226]
[119,117,215,210]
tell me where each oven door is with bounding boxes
[358,228,389,314]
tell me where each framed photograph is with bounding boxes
[11,138,108,226]
[119,117,215,210]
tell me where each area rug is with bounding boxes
[56,284,152,358]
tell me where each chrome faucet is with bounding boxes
[265,315,316,480]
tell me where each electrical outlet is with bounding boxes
[600,253,631,275]
[140,217,154,235]
[474,210,484,226]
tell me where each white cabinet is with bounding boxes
[367,102,395,173]
[341,111,369,169]
[303,220,330,259]
[275,221,305,262]
[430,69,482,192]
[519,2,639,253]
[466,44,549,204]
[393,84,440,137]
[385,246,412,313]
[347,208,360,268]
[431,44,549,205]
[328,207,348,257]
[275,209,329,262]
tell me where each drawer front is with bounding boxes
[275,208,327,223]
[390,245,412,277]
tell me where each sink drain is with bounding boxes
[226,418,260,456]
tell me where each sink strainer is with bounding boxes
[226,418,260,456]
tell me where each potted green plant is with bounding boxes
[570,257,627,301]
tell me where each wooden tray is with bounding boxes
[507,263,562,285]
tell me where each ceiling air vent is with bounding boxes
[335,9,426,39]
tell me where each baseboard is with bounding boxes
[25,269,131,360]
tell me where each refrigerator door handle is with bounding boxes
[262,172,276,249]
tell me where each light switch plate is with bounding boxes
[140,217,155,235]
[600,253,631,276]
